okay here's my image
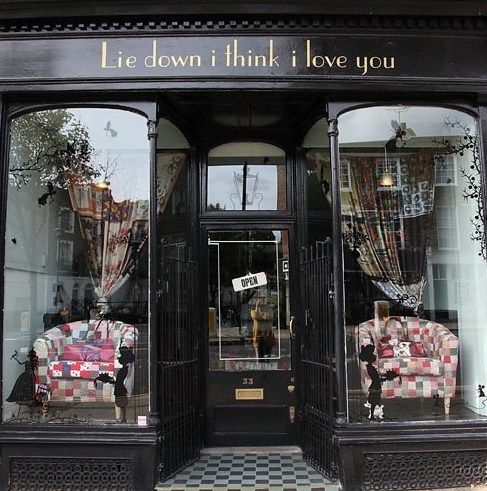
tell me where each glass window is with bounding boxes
[156,118,190,255]
[208,230,291,371]
[303,119,333,247]
[340,106,486,423]
[207,142,286,211]
[3,108,149,424]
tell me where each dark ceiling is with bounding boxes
[161,91,325,149]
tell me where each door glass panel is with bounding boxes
[207,143,286,211]
[208,230,291,371]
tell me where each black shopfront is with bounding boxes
[0,2,486,490]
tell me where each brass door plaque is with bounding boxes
[235,388,264,400]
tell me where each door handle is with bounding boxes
[289,315,295,338]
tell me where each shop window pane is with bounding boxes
[340,106,486,423]
[303,118,333,247]
[3,108,149,424]
[207,142,286,211]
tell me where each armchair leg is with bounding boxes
[444,397,450,415]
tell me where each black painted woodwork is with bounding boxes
[0,3,484,490]
[0,1,485,19]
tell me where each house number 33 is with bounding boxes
[242,378,254,386]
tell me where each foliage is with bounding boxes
[9,109,99,189]
[434,119,485,259]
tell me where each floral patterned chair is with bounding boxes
[33,319,137,403]
[358,316,458,414]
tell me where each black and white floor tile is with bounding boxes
[156,451,338,490]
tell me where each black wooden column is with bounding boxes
[147,117,161,426]
[327,115,347,423]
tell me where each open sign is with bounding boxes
[232,272,267,292]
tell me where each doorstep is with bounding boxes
[156,447,339,490]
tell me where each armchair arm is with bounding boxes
[358,320,376,347]
[429,322,459,398]
[33,326,67,385]
[119,323,138,349]
[424,322,459,361]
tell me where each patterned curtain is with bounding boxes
[156,152,187,214]
[68,185,149,306]
[345,152,436,310]
[68,151,187,308]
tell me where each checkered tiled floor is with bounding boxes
[156,450,338,490]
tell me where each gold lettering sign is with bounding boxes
[235,388,264,400]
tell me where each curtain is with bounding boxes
[68,184,149,307]
[68,151,187,308]
[156,152,187,214]
[345,152,436,310]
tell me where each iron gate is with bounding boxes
[299,240,337,479]
[158,247,201,479]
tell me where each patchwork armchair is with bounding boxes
[33,320,137,403]
[358,316,458,414]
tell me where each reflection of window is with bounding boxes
[376,157,400,190]
[58,207,75,233]
[434,155,456,186]
[340,160,351,190]
[436,205,458,250]
[57,240,73,267]
[207,142,286,211]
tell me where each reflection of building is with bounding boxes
[0,3,486,491]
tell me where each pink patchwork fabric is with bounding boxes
[378,357,443,377]
[50,377,114,403]
[33,320,138,403]
[48,360,114,380]
[358,316,458,399]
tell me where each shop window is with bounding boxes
[302,119,333,247]
[156,118,190,251]
[3,107,150,424]
[339,105,486,423]
[207,142,286,211]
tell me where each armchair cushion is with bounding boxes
[378,336,427,358]
[48,360,114,380]
[378,357,443,377]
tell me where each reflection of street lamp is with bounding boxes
[94,180,110,315]
[95,180,110,190]
[230,161,263,210]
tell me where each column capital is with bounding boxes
[327,118,339,137]
[147,119,158,139]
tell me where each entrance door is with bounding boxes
[205,228,296,446]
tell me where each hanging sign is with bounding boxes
[232,272,267,292]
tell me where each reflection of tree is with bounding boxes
[207,202,226,211]
[9,109,98,190]
[434,119,484,259]
[7,110,97,329]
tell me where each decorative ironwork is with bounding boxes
[230,162,263,210]
[8,457,133,490]
[299,241,337,479]
[433,119,484,259]
[0,15,484,36]
[363,450,487,490]
[158,246,201,480]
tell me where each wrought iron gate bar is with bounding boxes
[158,247,201,480]
[299,240,337,479]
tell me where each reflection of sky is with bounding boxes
[70,109,149,202]
[339,106,476,144]
[208,165,278,210]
